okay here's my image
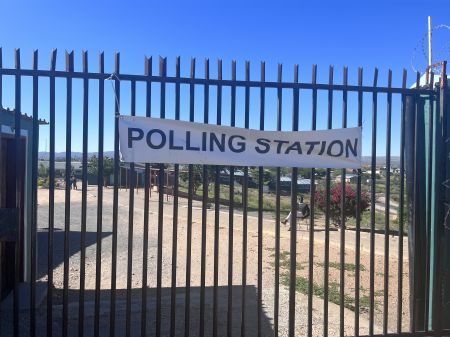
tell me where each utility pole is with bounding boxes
[428,16,433,66]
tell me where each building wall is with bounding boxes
[0,111,35,282]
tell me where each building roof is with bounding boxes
[280,176,313,185]
[1,107,49,125]
[411,73,449,89]
[221,169,245,177]
[120,162,146,172]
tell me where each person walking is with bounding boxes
[282,195,310,230]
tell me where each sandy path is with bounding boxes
[32,186,410,336]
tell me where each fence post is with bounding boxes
[405,91,428,332]
[433,62,449,331]
[406,68,450,332]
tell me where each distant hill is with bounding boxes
[38,152,400,167]
[38,151,115,160]
[361,156,400,167]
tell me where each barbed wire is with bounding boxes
[411,24,450,74]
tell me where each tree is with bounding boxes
[180,165,202,194]
[87,155,114,186]
[314,184,370,227]
[248,167,273,184]
[38,163,48,178]
[298,168,312,179]
[180,165,222,195]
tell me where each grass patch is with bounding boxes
[269,250,305,270]
[280,274,371,312]
[279,252,379,313]
[359,295,371,312]
[374,290,384,297]
[316,261,366,272]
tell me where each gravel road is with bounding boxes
[3,186,410,336]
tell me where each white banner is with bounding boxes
[118,116,362,168]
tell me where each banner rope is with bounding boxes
[106,72,121,116]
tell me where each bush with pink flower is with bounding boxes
[314,184,370,227]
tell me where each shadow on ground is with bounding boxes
[2,230,274,336]
[2,286,275,337]
[37,229,112,279]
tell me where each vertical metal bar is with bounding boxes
[288,64,299,337]
[369,68,379,336]
[0,45,2,113]
[435,61,447,337]
[383,69,393,335]
[424,71,435,331]
[307,64,317,337]
[125,80,136,337]
[94,52,105,337]
[109,52,120,337]
[323,65,334,337]
[30,49,39,337]
[199,58,209,337]
[169,56,179,337]
[185,57,195,337]
[156,56,167,337]
[47,49,57,337]
[78,50,89,337]
[397,69,407,333]
[62,51,74,337]
[339,66,348,337]
[227,60,237,337]
[0,47,2,337]
[274,63,282,337]
[355,67,363,337]
[0,48,2,106]
[184,58,195,337]
[13,48,21,337]
[412,71,421,334]
[242,60,250,337]
[141,56,152,337]
[170,56,180,337]
[213,59,222,337]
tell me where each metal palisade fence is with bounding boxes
[0,48,448,337]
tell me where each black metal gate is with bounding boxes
[0,48,449,337]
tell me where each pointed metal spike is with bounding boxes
[15,48,21,69]
[32,50,38,70]
[50,49,57,71]
[82,50,88,72]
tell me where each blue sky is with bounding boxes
[0,0,449,156]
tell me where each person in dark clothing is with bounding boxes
[71,173,78,190]
[282,195,310,230]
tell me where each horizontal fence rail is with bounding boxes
[0,48,447,337]
[0,68,438,94]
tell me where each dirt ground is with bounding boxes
[2,185,411,336]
